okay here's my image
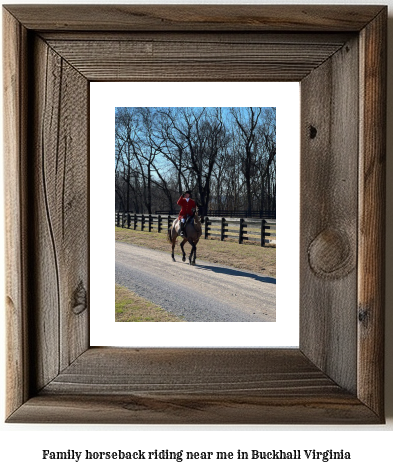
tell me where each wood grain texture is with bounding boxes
[3,8,30,417]
[300,36,359,394]
[3,5,386,424]
[40,31,354,44]
[7,348,379,424]
[43,348,338,395]
[27,36,89,391]
[3,5,384,32]
[358,9,387,417]
[9,392,379,425]
[46,37,347,82]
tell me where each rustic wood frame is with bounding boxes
[3,5,386,424]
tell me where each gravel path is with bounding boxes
[115,241,275,322]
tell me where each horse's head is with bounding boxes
[193,200,205,224]
[195,206,205,224]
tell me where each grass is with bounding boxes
[115,226,276,277]
[115,284,184,322]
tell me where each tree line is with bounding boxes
[115,106,276,217]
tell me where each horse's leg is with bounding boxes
[191,242,197,265]
[180,239,186,262]
[193,238,200,265]
[188,239,196,265]
[171,239,176,261]
[193,244,197,265]
[171,230,176,261]
[187,238,192,264]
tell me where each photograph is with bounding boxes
[114,106,276,323]
[90,81,299,348]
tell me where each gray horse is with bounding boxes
[167,210,202,265]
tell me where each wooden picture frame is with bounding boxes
[3,5,386,424]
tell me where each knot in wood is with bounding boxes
[309,125,317,139]
[308,228,354,279]
[73,281,87,315]
[358,306,371,328]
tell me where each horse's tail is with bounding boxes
[167,223,177,244]
[167,220,178,245]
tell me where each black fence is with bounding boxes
[115,213,276,247]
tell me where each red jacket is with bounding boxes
[177,196,196,219]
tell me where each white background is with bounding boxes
[1,0,392,473]
[90,82,300,347]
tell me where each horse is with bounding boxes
[167,209,203,265]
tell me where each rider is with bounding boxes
[177,190,196,237]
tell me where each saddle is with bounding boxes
[179,215,193,237]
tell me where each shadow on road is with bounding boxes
[196,264,276,285]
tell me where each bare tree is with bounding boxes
[160,107,228,215]
[230,107,264,214]
[256,107,276,214]
[114,106,276,217]
[115,107,141,212]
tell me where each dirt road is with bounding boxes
[115,241,275,322]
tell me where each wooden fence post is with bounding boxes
[220,217,225,241]
[116,212,119,227]
[148,214,152,232]
[239,218,244,244]
[134,213,137,230]
[204,217,209,239]
[141,214,145,231]
[261,219,266,247]
[158,215,162,233]
[127,213,131,229]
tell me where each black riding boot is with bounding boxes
[180,221,185,236]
